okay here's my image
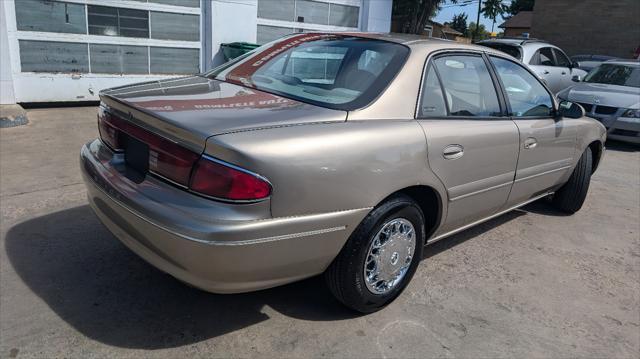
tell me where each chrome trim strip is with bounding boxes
[449,181,513,202]
[514,165,571,183]
[219,226,347,246]
[428,192,553,244]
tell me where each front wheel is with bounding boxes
[552,147,593,213]
[324,195,425,313]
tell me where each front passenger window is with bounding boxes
[553,49,572,67]
[490,56,554,117]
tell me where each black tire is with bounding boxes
[324,194,425,313]
[552,147,593,214]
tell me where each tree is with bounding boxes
[450,13,468,35]
[466,22,490,40]
[392,0,457,34]
[505,0,535,16]
[481,0,506,33]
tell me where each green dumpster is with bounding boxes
[220,42,260,61]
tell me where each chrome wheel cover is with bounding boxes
[364,218,416,295]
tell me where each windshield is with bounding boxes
[584,63,640,88]
[204,34,409,110]
[480,43,522,60]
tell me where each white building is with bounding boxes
[0,0,392,104]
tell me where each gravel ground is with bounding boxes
[1,107,639,358]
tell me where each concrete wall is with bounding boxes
[209,0,258,68]
[530,0,640,58]
[1,2,16,104]
[360,0,392,32]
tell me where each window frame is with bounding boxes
[486,54,559,120]
[87,5,150,39]
[531,46,556,67]
[416,50,509,120]
[552,48,572,68]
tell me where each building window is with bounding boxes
[258,0,295,22]
[257,25,295,44]
[150,47,199,74]
[296,0,329,25]
[19,40,89,73]
[329,3,359,27]
[15,0,87,34]
[149,0,201,8]
[258,0,360,28]
[88,5,149,38]
[90,44,149,74]
[150,12,200,41]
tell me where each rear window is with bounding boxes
[204,34,409,110]
[480,43,522,60]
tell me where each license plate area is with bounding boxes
[123,134,149,182]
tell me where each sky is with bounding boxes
[433,0,510,33]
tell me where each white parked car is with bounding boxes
[478,38,588,94]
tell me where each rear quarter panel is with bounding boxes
[204,120,447,219]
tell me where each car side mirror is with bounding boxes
[571,61,581,69]
[572,74,582,82]
[557,100,585,119]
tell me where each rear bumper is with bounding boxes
[81,139,369,293]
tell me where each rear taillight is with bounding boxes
[97,107,199,186]
[190,156,271,201]
[98,107,123,151]
[98,107,271,201]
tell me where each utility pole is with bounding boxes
[473,0,482,43]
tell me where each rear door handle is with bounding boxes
[443,144,464,160]
[524,138,538,149]
[542,70,550,74]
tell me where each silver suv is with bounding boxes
[479,38,588,94]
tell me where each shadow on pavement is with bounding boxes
[5,203,528,349]
[4,205,357,349]
[605,139,639,152]
[423,210,525,259]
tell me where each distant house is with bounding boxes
[390,18,466,42]
[499,11,532,37]
[424,20,464,41]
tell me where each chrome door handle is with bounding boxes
[443,144,464,160]
[561,71,567,75]
[543,70,550,74]
[524,138,538,149]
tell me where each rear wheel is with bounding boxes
[324,195,425,313]
[552,147,593,213]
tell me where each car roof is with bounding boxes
[477,37,549,46]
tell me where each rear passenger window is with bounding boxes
[490,56,554,117]
[534,47,555,66]
[418,65,447,117]
[433,55,502,117]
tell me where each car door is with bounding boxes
[552,48,574,91]
[530,46,563,93]
[417,53,520,234]
[488,55,577,207]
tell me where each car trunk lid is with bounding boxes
[100,76,347,153]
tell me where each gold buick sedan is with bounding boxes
[81,33,606,313]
